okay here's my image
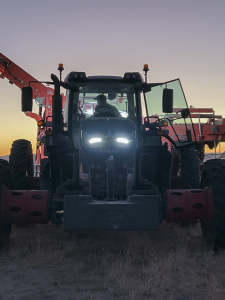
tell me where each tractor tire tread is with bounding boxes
[0,161,12,250]
[172,146,200,189]
[201,159,225,249]
[9,139,33,190]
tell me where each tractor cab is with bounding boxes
[63,72,196,150]
[63,73,139,129]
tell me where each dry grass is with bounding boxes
[0,223,225,300]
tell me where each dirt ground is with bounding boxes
[0,222,225,300]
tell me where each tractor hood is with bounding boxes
[80,117,137,166]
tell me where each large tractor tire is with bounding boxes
[9,139,33,190]
[0,160,12,250]
[201,159,225,249]
[171,146,200,189]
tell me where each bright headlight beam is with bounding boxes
[89,137,102,144]
[116,138,129,144]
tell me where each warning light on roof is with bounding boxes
[58,63,64,71]
[143,64,149,72]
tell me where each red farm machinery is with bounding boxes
[0,53,225,250]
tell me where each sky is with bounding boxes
[0,0,225,155]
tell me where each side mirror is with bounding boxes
[21,87,33,112]
[162,88,173,113]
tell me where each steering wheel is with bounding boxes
[94,112,116,117]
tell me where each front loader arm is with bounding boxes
[0,52,56,123]
[0,53,56,170]
[0,52,53,99]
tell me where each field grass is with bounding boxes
[0,223,225,300]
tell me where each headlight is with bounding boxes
[116,137,129,144]
[89,137,102,144]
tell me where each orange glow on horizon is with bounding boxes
[0,134,37,157]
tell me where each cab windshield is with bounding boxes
[78,82,136,119]
[144,79,196,143]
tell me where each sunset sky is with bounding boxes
[1,0,225,155]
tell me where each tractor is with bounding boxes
[0,61,224,250]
